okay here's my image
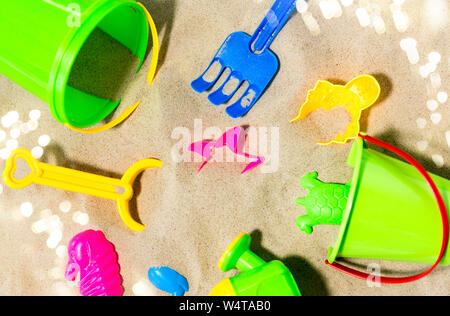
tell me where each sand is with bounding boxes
[0,0,448,296]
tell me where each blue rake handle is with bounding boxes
[250,0,298,54]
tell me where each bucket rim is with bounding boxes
[218,233,250,272]
[327,137,365,263]
[48,0,148,127]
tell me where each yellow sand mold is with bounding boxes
[291,75,381,145]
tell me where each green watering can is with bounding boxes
[210,233,301,296]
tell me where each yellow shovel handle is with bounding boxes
[2,148,40,189]
[3,148,164,233]
[3,148,129,200]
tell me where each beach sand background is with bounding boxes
[0,0,448,296]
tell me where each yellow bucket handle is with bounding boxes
[65,3,159,134]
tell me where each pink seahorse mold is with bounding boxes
[189,126,265,174]
[65,230,123,296]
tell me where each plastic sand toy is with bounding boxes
[0,0,158,131]
[66,230,123,296]
[148,267,189,296]
[189,126,264,174]
[210,233,301,296]
[2,148,162,232]
[290,75,381,145]
[192,0,297,118]
[295,134,449,284]
[296,172,350,234]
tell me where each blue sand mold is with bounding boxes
[148,266,189,296]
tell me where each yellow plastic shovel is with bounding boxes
[3,148,162,232]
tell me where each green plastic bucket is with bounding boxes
[328,137,450,267]
[0,0,149,128]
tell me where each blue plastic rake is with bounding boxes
[191,0,297,118]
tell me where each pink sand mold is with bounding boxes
[189,126,265,174]
[65,230,123,296]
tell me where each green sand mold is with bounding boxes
[296,172,351,234]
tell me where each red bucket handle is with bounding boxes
[325,133,449,284]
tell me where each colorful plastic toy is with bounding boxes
[210,233,301,296]
[66,3,159,134]
[148,267,189,296]
[192,0,297,118]
[65,230,123,296]
[2,148,162,232]
[296,134,449,284]
[189,126,264,174]
[0,0,158,131]
[296,172,350,234]
[290,75,381,145]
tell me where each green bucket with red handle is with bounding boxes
[296,134,449,283]
[329,135,449,283]
[328,136,449,266]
